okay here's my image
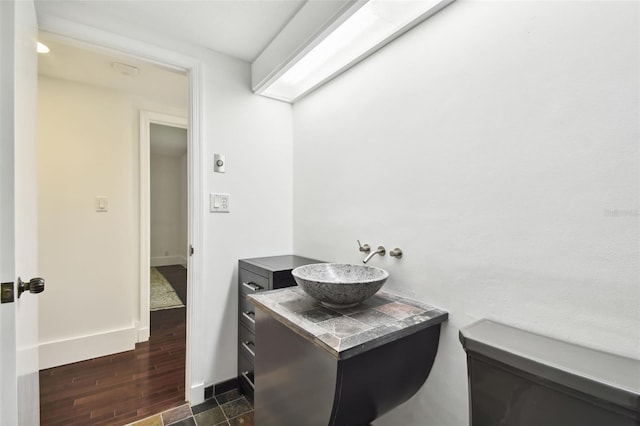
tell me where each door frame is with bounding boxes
[37,24,206,403]
[139,111,188,342]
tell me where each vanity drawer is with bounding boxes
[238,352,255,397]
[239,323,256,359]
[239,296,256,331]
[237,256,325,401]
[239,268,268,295]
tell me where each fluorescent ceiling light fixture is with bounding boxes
[258,0,454,102]
[36,41,50,54]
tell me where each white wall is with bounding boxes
[150,152,187,266]
[37,76,139,368]
[201,51,294,387]
[292,2,639,425]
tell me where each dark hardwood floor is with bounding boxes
[40,265,187,426]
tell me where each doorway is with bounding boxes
[139,113,189,341]
[36,34,193,424]
[148,121,188,320]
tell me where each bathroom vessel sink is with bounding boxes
[291,263,389,308]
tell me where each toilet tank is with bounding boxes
[459,320,640,426]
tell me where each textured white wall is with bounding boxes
[150,153,186,265]
[292,1,639,425]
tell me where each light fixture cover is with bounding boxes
[36,41,50,54]
[257,0,455,103]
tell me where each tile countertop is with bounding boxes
[247,287,448,360]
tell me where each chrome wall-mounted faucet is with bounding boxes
[363,246,385,264]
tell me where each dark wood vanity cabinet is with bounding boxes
[237,255,323,398]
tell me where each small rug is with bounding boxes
[150,268,184,311]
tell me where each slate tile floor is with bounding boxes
[127,389,253,426]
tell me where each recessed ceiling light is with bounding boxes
[36,42,50,54]
[111,62,140,76]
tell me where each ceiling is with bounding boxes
[34,0,309,62]
[36,1,322,159]
[38,34,189,108]
[38,34,189,155]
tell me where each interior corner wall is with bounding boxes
[37,75,139,368]
[291,2,639,425]
[150,152,186,267]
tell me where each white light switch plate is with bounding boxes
[96,196,109,212]
[210,193,230,213]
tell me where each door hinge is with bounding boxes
[190,245,194,256]
[1,282,14,304]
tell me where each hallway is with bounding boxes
[39,266,187,425]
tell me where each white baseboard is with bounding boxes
[151,256,187,267]
[190,382,205,405]
[136,322,150,343]
[39,326,137,370]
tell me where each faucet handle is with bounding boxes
[390,248,403,258]
[357,240,371,253]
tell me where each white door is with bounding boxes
[0,0,41,425]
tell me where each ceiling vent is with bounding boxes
[111,62,140,76]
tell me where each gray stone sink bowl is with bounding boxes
[291,263,389,308]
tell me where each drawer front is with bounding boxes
[239,323,256,359]
[238,352,255,396]
[239,296,256,331]
[239,268,268,295]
